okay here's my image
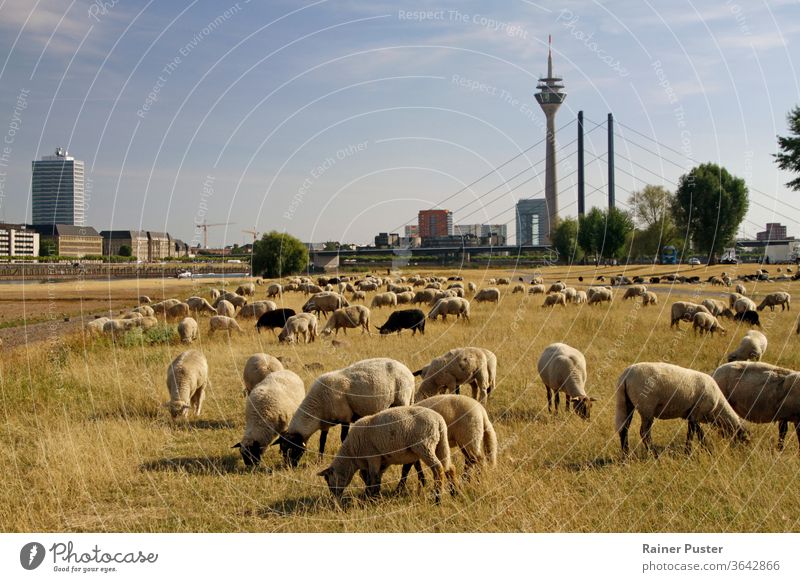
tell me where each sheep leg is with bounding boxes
[640,417,654,455]
[396,464,413,493]
[191,386,206,417]
[554,391,560,414]
[778,420,788,451]
[414,460,426,488]
[366,458,382,498]
[318,429,329,459]
[340,422,351,443]
[546,386,553,413]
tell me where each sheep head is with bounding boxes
[233,441,264,467]
[571,396,596,420]
[280,432,306,467]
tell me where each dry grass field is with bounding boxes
[1,263,799,533]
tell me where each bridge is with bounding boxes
[733,239,797,248]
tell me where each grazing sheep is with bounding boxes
[530,276,544,285]
[132,305,155,317]
[734,296,757,314]
[735,283,746,295]
[138,295,151,304]
[239,300,276,319]
[266,283,282,298]
[186,296,217,316]
[151,298,181,315]
[278,313,318,344]
[217,292,247,309]
[474,288,500,303]
[528,284,546,295]
[102,318,139,337]
[701,298,726,317]
[234,370,305,466]
[255,308,296,334]
[357,281,378,292]
[412,289,437,305]
[542,292,567,308]
[85,317,110,337]
[415,394,497,478]
[165,302,190,322]
[497,277,510,285]
[427,297,470,322]
[547,282,565,294]
[622,285,647,300]
[414,347,496,404]
[734,310,762,327]
[177,317,199,343]
[562,287,577,303]
[236,283,256,297]
[757,292,791,312]
[395,291,414,304]
[242,353,284,395]
[642,291,658,307]
[511,284,525,294]
[727,330,768,362]
[317,406,457,504]
[320,305,371,336]
[208,315,244,336]
[709,276,724,286]
[728,293,745,309]
[209,288,221,301]
[370,292,398,309]
[351,290,366,302]
[537,343,594,419]
[281,358,415,467]
[388,284,412,294]
[375,309,425,335]
[302,292,348,318]
[712,361,800,450]
[587,287,613,305]
[216,299,236,318]
[615,362,748,455]
[467,282,477,294]
[574,290,588,304]
[138,316,159,330]
[692,312,726,335]
[121,311,143,320]
[165,350,210,420]
[670,301,710,328]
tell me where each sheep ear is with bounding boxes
[317,467,333,478]
[232,443,242,449]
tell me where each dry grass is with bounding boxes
[1,264,800,532]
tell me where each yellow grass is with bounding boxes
[1,264,799,532]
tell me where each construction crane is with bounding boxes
[242,228,259,244]
[198,221,234,249]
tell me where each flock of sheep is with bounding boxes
[92,270,799,505]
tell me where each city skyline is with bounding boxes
[0,1,798,246]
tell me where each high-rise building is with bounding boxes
[534,36,566,245]
[404,224,419,238]
[516,199,548,246]
[31,148,85,226]
[454,223,508,245]
[0,223,39,256]
[418,209,453,238]
[757,223,789,241]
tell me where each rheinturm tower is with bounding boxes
[534,36,566,244]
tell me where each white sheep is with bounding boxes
[370,292,398,309]
[317,406,457,504]
[734,283,747,295]
[177,317,198,343]
[165,302,190,322]
[615,362,748,455]
[395,291,414,304]
[474,288,500,303]
[165,350,210,420]
[236,283,256,297]
[728,292,744,309]
[280,357,415,467]
[266,283,282,298]
[587,287,613,305]
[701,298,726,317]
[757,292,791,312]
[537,343,595,419]
[574,290,588,304]
[727,330,768,362]
[427,297,470,322]
[215,299,236,318]
[242,353,284,395]
[692,312,726,335]
[467,282,477,294]
[186,296,216,316]
[278,313,318,344]
[320,305,371,336]
[712,361,800,450]
[238,300,276,319]
[233,370,305,466]
[132,305,155,317]
[414,347,496,404]
[670,301,710,328]
[497,277,510,285]
[208,315,244,336]
[85,317,110,337]
[734,296,757,314]
[302,291,348,318]
[138,295,151,304]
[562,287,577,302]
[547,282,565,294]
[542,292,566,307]
[351,290,366,302]
[642,291,658,307]
[622,285,647,300]
[528,284,546,295]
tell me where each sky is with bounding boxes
[0,0,798,247]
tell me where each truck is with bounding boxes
[661,245,678,265]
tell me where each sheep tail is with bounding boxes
[413,367,425,377]
[614,374,634,433]
[483,415,498,466]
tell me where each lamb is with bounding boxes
[587,287,613,305]
[255,308,296,333]
[242,353,285,395]
[208,315,244,336]
[528,284,545,295]
[415,394,497,478]
[427,297,470,322]
[236,283,256,296]
[186,296,216,316]
[238,300,276,319]
[734,296,757,314]
[278,313,318,344]
[727,330,768,362]
[317,406,457,504]
[615,362,748,455]
[474,288,500,303]
[280,357,415,467]
[165,350,210,420]
[622,285,647,300]
[701,298,726,317]
[395,291,414,304]
[215,299,236,318]
[266,283,282,298]
[670,301,710,328]
[542,292,566,307]
[370,292,398,309]
[712,361,800,450]
[320,305,371,336]
[642,291,658,307]
[375,309,425,335]
[537,343,594,419]
[414,347,497,404]
[233,370,306,466]
[302,292,348,318]
[692,312,726,335]
[177,317,199,343]
[757,292,791,312]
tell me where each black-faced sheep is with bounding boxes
[165,350,210,420]
[757,292,791,312]
[537,343,595,419]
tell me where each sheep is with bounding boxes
[317,406,457,504]
[642,291,658,307]
[622,285,647,300]
[351,290,366,302]
[415,394,497,478]
[542,292,566,308]
[547,282,565,294]
[528,284,546,295]
[233,369,305,466]
[121,311,143,319]
[562,287,577,303]
[216,299,236,318]
[165,350,210,420]
[537,343,594,419]
[164,302,189,322]
[670,301,710,328]
[712,361,800,450]
[728,292,745,309]
[280,357,415,467]
[574,290,588,304]
[395,291,414,304]
[735,283,746,295]
[615,362,748,455]
[236,283,256,297]
[692,312,726,335]
[278,313,318,344]
[727,330,768,362]
[85,317,110,337]
[302,292,348,318]
[132,305,155,317]
[467,282,477,293]
[320,305,371,336]
[734,296,757,314]
[709,276,724,286]
[414,347,496,404]
[735,310,762,327]
[587,287,613,305]
[186,296,216,316]
[102,318,139,337]
[486,278,496,285]
[208,315,244,336]
[177,317,199,343]
[209,288,221,301]
[256,308,296,333]
[757,292,791,312]
[238,300,277,319]
[242,353,284,395]
[701,298,726,317]
[216,292,247,309]
[139,316,159,330]
[427,297,470,322]
[496,277,510,285]
[370,292,397,309]
[375,309,425,335]
[511,284,524,294]
[412,289,437,305]
[266,283,282,298]
[357,281,378,292]
[151,298,181,315]
[474,288,500,303]
[388,283,412,294]
[425,282,442,290]
[138,295,151,304]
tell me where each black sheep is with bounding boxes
[734,310,761,327]
[255,308,296,333]
[375,309,426,335]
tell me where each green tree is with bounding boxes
[671,163,749,261]
[775,105,800,191]
[39,239,57,257]
[551,218,583,264]
[118,244,132,257]
[252,231,308,278]
[577,207,632,263]
[628,185,675,229]
[323,241,340,251]
[578,207,604,265]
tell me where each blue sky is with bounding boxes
[0,0,798,246]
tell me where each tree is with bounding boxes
[551,218,583,264]
[577,207,633,263]
[39,240,57,257]
[252,231,308,278]
[118,244,132,257]
[323,241,340,251]
[578,207,604,265]
[671,163,748,260]
[628,185,674,229]
[775,105,800,191]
